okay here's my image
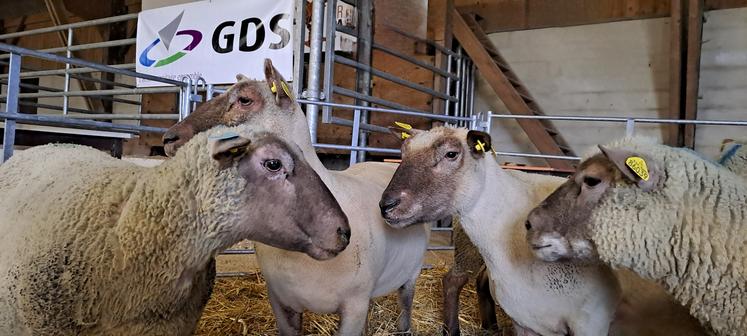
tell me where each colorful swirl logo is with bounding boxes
[139,11,202,68]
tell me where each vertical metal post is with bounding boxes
[292,0,307,98]
[62,28,73,115]
[2,53,21,163]
[486,111,493,133]
[305,0,326,143]
[352,0,373,164]
[625,119,636,137]
[468,61,476,118]
[454,49,463,127]
[444,54,453,117]
[206,84,214,102]
[321,0,337,124]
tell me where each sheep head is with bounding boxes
[209,130,350,260]
[164,59,298,157]
[379,127,492,228]
[525,145,663,264]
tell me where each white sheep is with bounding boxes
[161,60,429,335]
[526,137,747,335]
[0,125,350,335]
[718,139,746,179]
[379,126,621,336]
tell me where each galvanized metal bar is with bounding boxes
[328,116,390,134]
[336,55,458,102]
[0,63,136,79]
[0,39,136,60]
[220,249,256,255]
[3,87,181,99]
[353,0,373,164]
[468,62,476,118]
[333,86,430,114]
[386,25,461,58]
[453,49,463,125]
[297,99,472,122]
[313,143,401,154]
[12,99,132,115]
[2,53,21,163]
[62,28,72,115]
[0,13,138,40]
[0,81,141,105]
[0,112,168,133]
[63,114,179,120]
[488,113,747,126]
[305,0,326,142]
[0,43,184,86]
[321,0,337,123]
[292,0,307,98]
[625,119,636,136]
[444,54,453,116]
[494,151,581,161]
[372,43,458,79]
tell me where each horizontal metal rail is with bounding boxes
[0,63,136,79]
[488,113,747,126]
[313,143,401,154]
[0,38,136,60]
[0,112,167,133]
[335,55,457,102]
[298,99,471,122]
[329,116,391,133]
[221,249,256,255]
[494,151,581,161]
[372,43,458,79]
[2,87,180,99]
[332,86,430,114]
[0,43,184,86]
[1,81,140,105]
[15,101,104,115]
[63,114,179,120]
[0,60,136,89]
[0,13,138,40]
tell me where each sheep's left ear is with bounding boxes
[466,130,492,158]
[598,145,660,191]
[264,58,295,110]
[210,132,252,169]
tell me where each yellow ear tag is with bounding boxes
[280,81,294,100]
[394,121,413,130]
[270,82,278,94]
[401,132,411,140]
[475,140,486,152]
[625,156,650,181]
[229,148,240,154]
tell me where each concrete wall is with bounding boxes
[479,7,747,165]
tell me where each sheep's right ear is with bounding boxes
[466,130,492,158]
[264,58,295,110]
[598,145,659,191]
[210,132,252,169]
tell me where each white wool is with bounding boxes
[0,125,263,335]
[590,138,747,336]
[718,140,747,179]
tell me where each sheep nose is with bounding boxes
[337,227,351,246]
[162,131,180,145]
[525,220,532,231]
[379,197,401,217]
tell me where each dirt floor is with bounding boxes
[197,247,511,336]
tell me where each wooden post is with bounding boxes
[683,0,704,149]
[667,0,684,146]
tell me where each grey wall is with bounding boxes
[478,7,747,165]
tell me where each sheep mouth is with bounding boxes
[531,244,552,250]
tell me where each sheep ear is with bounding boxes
[210,132,251,169]
[467,130,492,158]
[598,145,659,191]
[387,123,423,143]
[264,58,295,110]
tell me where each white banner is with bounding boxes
[136,0,293,87]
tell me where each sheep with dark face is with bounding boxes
[0,125,349,335]
[162,60,429,335]
[526,138,746,335]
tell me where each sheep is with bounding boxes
[160,59,430,335]
[526,137,747,335]
[379,126,621,336]
[0,125,350,335]
[718,139,746,179]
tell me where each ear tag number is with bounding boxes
[625,156,650,181]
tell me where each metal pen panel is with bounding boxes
[305,0,326,143]
[2,53,21,163]
[321,0,338,124]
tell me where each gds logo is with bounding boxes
[139,11,202,68]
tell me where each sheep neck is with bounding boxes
[457,157,537,281]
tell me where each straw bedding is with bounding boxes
[196,252,512,335]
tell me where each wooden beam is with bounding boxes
[43,0,106,113]
[667,0,685,146]
[683,0,704,149]
[456,0,747,33]
[452,9,574,170]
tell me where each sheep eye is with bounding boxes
[238,97,253,106]
[445,151,459,159]
[263,159,282,172]
[583,176,602,187]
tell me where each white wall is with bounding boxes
[478,7,747,165]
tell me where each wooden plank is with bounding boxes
[455,0,746,33]
[667,0,684,146]
[683,0,703,149]
[452,9,574,170]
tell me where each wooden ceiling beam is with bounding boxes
[456,0,747,33]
